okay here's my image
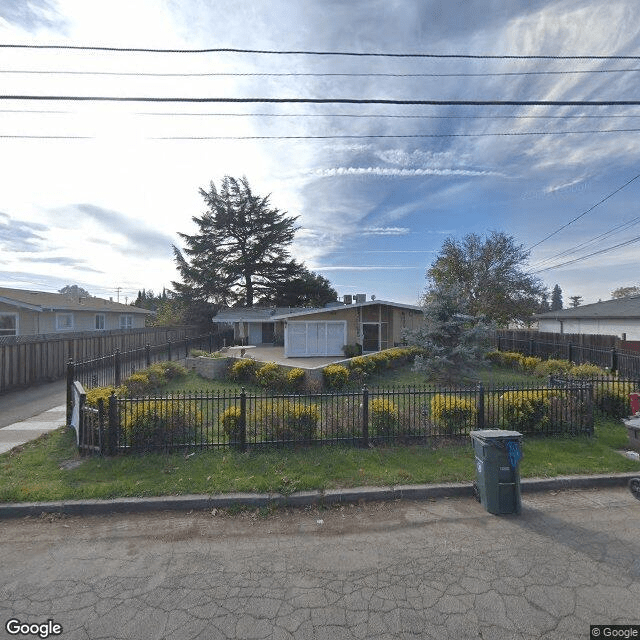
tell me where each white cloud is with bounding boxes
[314,167,502,178]
[362,226,410,236]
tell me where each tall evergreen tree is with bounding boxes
[569,295,583,308]
[173,176,304,308]
[539,291,551,313]
[265,269,338,307]
[551,284,563,311]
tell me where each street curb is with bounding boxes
[0,472,637,519]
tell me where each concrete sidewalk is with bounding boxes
[0,404,66,454]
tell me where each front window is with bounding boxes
[0,314,17,336]
[95,314,105,330]
[119,314,133,329]
[56,313,74,331]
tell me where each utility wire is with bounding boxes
[526,173,640,251]
[4,96,640,105]
[5,109,640,119]
[135,112,640,119]
[531,234,640,274]
[3,44,640,59]
[529,216,640,268]
[3,128,640,140]
[4,68,640,78]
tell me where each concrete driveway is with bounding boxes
[1,487,638,639]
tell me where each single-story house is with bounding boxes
[535,296,640,341]
[0,287,154,337]
[211,298,424,357]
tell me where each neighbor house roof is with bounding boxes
[0,287,153,315]
[212,300,422,323]
[535,296,640,320]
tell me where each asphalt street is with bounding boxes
[1,487,638,640]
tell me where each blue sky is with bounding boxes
[1,0,639,306]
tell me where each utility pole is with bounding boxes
[115,286,122,303]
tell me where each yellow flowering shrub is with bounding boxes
[250,400,320,442]
[369,397,399,437]
[430,395,477,433]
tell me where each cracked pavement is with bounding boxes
[1,488,639,639]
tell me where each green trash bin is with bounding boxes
[470,429,523,515]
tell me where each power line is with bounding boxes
[136,112,640,119]
[3,128,640,141]
[151,129,640,139]
[530,234,640,274]
[3,44,640,59]
[5,109,640,119]
[529,216,640,269]
[4,96,640,106]
[526,173,640,251]
[4,68,640,78]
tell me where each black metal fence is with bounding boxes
[76,380,596,455]
[495,333,640,378]
[67,330,233,424]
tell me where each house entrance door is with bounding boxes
[362,323,380,353]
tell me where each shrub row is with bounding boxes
[228,359,307,392]
[323,347,421,390]
[486,350,607,378]
[486,351,637,419]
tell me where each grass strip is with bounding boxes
[0,417,637,504]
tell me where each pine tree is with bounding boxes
[551,284,563,311]
[569,295,583,308]
[173,176,303,308]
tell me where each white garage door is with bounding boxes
[285,321,346,357]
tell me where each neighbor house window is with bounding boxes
[119,314,133,329]
[56,313,74,331]
[95,314,105,330]
[0,313,17,336]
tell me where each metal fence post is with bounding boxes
[107,392,118,456]
[97,398,105,455]
[66,357,74,426]
[477,383,485,429]
[529,338,535,356]
[208,332,214,353]
[568,342,573,364]
[362,386,369,447]
[610,347,618,374]
[145,343,151,367]
[496,335,502,352]
[184,337,190,358]
[167,340,172,361]
[238,387,247,452]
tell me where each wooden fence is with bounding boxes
[0,326,206,394]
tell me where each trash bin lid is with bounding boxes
[470,429,522,440]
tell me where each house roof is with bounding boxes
[212,300,422,323]
[535,296,640,320]
[0,287,153,315]
[211,306,317,323]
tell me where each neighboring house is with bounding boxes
[0,287,154,337]
[535,296,640,340]
[211,298,423,357]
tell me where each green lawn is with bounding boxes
[0,416,637,503]
[1,361,637,504]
